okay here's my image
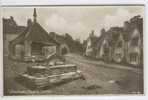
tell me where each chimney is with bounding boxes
[89,30,95,37]
[123,21,129,31]
[10,16,14,20]
[101,28,105,34]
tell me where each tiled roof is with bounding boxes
[10,22,59,46]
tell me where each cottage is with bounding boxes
[96,27,124,62]
[96,36,111,61]
[9,8,59,60]
[49,32,70,55]
[3,16,26,55]
[86,15,143,66]
[127,28,142,66]
[85,30,98,57]
[123,15,143,66]
[113,33,125,63]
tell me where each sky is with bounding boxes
[2,6,144,41]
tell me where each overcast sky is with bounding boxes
[2,6,144,41]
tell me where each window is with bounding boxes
[130,53,138,62]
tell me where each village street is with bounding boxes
[4,53,143,95]
[64,53,143,94]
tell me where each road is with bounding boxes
[64,53,143,94]
[4,53,143,95]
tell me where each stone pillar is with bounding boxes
[24,40,31,56]
[56,45,60,55]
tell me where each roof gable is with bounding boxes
[10,22,59,45]
[25,22,58,45]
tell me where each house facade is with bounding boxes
[113,33,125,63]
[49,32,70,55]
[85,15,143,67]
[127,28,142,66]
[124,15,143,66]
[3,16,26,56]
[96,36,111,62]
[85,30,99,57]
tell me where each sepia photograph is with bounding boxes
[2,6,144,96]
